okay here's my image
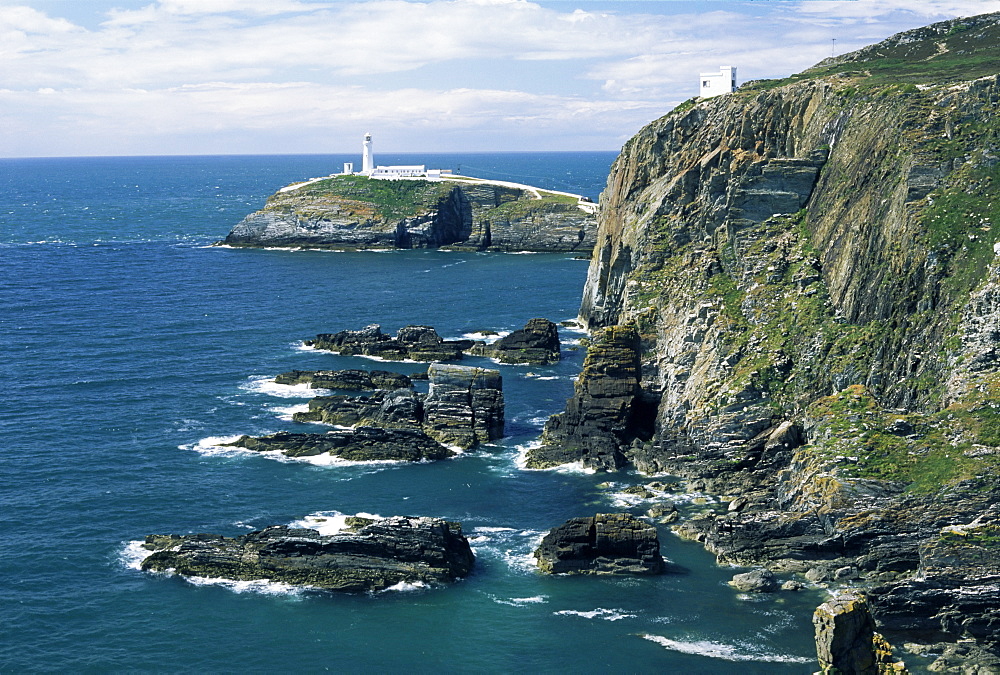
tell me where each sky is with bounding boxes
[2,0,999,157]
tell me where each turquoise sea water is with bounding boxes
[1,153,823,672]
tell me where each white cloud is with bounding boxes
[0,0,997,156]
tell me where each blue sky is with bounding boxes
[2,0,999,157]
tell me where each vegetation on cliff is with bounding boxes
[554,12,1000,670]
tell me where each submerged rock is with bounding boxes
[534,513,664,575]
[140,516,475,593]
[223,427,454,462]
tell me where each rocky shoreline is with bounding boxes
[221,175,597,253]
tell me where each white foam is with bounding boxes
[640,635,813,663]
[554,608,637,621]
[241,375,329,399]
[183,435,408,467]
[460,330,510,343]
[490,594,549,607]
[467,527,546,573]
[183,575,308,597]
[377,580,430,593]
[271,403,310,420]
[119,540,154,570]
[511,440,597,474]
[287,511,383,536]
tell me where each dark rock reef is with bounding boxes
[140,516,475,593]
[306,319,561,366]
[221,175,596,253]
[534,513,664,575]
[539,13,1000,670]
[223,427,455,462]
[469,318,561,365]
[275,369,414,390]
[305,324,472,362]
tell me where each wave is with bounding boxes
[240,375,330,398]
[488,594,549,607]
[460,330,510,343]
[513,441,596,475]
[270,403,310,421]
[554,608,637,622]
[286,510,384,536]
[181,435,408,467]
[640,635,813,664]
[468,526,546,574]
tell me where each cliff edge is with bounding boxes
[537,12,1000,671]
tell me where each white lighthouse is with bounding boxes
[362,132,374,174]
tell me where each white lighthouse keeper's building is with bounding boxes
[700,66,737,98]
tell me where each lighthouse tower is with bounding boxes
[362,132,374,174]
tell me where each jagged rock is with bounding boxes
[534,513,665,575]
[813,592,908,674]
[293,389,424,430]
[140,516,475,592]
[221,176,596,253]
[223,427,454,462]
[527,325,649,470]
[422,363,503,449]
[305,324,472,362]
[470,318,561,365]
[729,568,777,592]
[274,369,414,391]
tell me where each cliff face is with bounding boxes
[222,176,596,253]
[541,12,1000,667]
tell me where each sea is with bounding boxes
[1,153,825,673]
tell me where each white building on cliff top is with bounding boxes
[343,133,451,181]
[700,66,737,98]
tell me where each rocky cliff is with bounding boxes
[222,174,596,252]
[551,12,1000,671]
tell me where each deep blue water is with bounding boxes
[1,153,822,672]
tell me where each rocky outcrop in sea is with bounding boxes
[534,12,1000,670]
[140,516,475,593]
[534,513,664,575]
[221,175,596,253]
[305,319,561,366]
[292,362,504,451]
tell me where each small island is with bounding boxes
[220,134,598,252]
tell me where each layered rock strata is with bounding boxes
[221,175,596,253]
[813,592,906,674]
[534,513,665,575]
[293,363,504,450]
[140,516,475,593]
[526,325,651,470]
[542,13,1000,668]
[422,363,504,449]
